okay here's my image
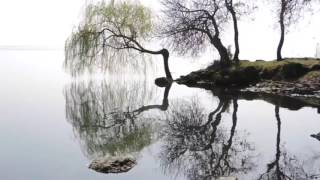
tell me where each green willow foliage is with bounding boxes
[65,1,154,76]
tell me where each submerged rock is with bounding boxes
[311,133,320,141]
[89,156,137,174]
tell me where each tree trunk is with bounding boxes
[160,49,173,80]
[230,9,240,62]
[212,35,231,67]
[210,15,231,67]
[277,3,285,61]
[139,47,172,80]
[225,0,240,62]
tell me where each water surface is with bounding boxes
[1,50,320,180]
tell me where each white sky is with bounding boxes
[0,0,319,59]
[0,0,85,48]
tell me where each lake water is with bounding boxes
[1,49,320,180]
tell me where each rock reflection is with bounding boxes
[160,95,256,180]
[64,78,170,159]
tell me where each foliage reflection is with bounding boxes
[64,78,170,159]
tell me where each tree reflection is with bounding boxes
[160,95,256,180]
[64,78,171,159]
[258,104,318,180]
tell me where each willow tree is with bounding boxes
[162,0,231,66]
[65,1,172,79]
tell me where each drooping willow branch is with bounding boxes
[65,1,172,79]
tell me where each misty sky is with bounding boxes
[0,0,319,59]
[0,0,84,48]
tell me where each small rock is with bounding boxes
[89,156,137,174]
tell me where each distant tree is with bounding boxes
[65,1,172,79]
[275,0,310,61]
[224,0,255,62]
[225,0,240,62]
[162,0,231,66]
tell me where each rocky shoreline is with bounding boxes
[244,80,320,98]
[175,59,320,107]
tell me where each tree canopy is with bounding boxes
[65,0,172,79]
[161,0,231,65]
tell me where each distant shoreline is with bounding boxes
[0,45,63,51]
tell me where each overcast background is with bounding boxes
[0,0,319,60]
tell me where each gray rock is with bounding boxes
[89,156,137,174]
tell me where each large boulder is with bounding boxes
[89,156,137,174]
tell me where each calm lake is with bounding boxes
[1,49,320,180]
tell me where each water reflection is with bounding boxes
[64,78,168,159]
[64,79,320,179]
[208,87,320,111]
[258,104,319,180]
[160,95,256,179]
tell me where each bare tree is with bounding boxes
[224,0,255,62]
[162,0,231,66]
[65,1,172,79]
[275,0,310,61]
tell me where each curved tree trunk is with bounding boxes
[115,35,173,80]
[212,35,231,67]
[210,15,231,67]
[160,49,173,80]
[138,47,172,80]
[277,3,285,61]
[133,83,172,113]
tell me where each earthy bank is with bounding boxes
[176,58,320,100]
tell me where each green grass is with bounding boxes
[197,58,320,86]
[238,58,320,72]
[300,70,320,80]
